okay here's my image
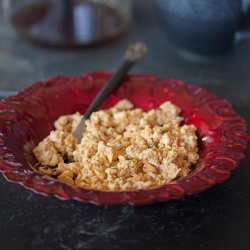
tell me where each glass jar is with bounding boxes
[2,0,133,48]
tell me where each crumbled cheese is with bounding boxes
[33,99,199,191]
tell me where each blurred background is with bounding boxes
[0,0,250,110]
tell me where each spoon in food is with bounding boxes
[73,41,147,142]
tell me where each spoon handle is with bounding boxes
[73,42,147,141]
[84,60,133,119]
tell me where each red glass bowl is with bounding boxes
[0,71,248,205]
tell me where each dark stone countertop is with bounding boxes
[0,1,250,249]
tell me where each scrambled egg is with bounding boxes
[33,99,199,191]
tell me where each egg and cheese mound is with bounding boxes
[33,99,199,191]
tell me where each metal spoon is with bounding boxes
[73,41,147,142]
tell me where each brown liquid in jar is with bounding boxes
[11,0,127,48]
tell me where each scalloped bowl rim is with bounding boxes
[0,71,248,206]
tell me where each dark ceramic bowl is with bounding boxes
[157,0,246,55]
[0,72,248,205]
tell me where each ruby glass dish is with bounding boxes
[0,71,248,205]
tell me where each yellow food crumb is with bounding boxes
[33,99,199,191]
